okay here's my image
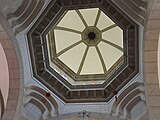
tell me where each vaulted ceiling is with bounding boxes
[0,0,152,120]
[27,0,139,103]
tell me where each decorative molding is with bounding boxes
[110,82,147,120]
[22,85,58,119]
[0,24,20,120]
[27,0,139,102]
[110,0,147,25]
[6,0,45,34]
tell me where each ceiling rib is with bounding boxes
[77,46,89,75]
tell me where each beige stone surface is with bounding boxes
[149,107,160,119]
[8,90,19,100]
[144,62,158,73]
[0,31,10,40]
[5,49,17,59]
[144,51,157,62]
[9,69,19,79]
[0,40,12,50]
[144,40,158,51]
[148,96,160,106]
[149,10,160,19]
[9,80,20,89]
[147,85,160,96]
[2,110,15,119]
[0,25,4,31]
[146,30,160,40]
[152,0,160,10]
[147,20,160,30]
[8,59,19,69]
[6,100,18,109]
[145,73,159,84]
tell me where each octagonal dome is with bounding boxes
[46,8,124,85]
[27,0,139,103]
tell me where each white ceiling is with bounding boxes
[47,8,124,84]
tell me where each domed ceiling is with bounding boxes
[27,0,139,103]
[46,8,124,85]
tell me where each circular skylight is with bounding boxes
[46,8,124,84]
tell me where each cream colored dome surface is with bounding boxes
[47,8,124,85]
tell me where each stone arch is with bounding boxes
[29,86,59,111]
[6,0,45,34]
[144,0,160,119]
[111,82,143,113]
[0,38,9,117]
[29,99,46,114]
[0,24,20,120]
[23,95,50,119]
[125,96,142,119]
[23,85,59,118]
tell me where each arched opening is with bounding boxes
[0,43,9,108]
[0,24,20,119]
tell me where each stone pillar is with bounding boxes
[144,0,160,119]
